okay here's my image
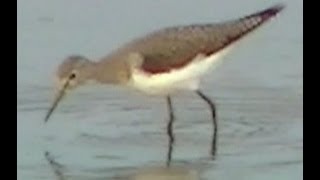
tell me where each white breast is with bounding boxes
[129,47,231,95]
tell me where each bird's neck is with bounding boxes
[88,59,131,85]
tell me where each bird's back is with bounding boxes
[100,4,284,75]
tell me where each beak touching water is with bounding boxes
[44,79,70,123]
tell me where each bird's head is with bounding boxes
[44,55,94,123]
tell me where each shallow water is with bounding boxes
[17,0,303,179]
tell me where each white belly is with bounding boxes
[129,48,230,95]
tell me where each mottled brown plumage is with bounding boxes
[98,4,284,74]
[45,4,285,166]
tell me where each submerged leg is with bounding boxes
[166,96,175,166]
[196,90,217,158]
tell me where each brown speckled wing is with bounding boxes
[130,4,284,74]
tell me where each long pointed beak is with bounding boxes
[44,80,70,123]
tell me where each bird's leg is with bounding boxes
[196,90,217,158]
[166,96,175,167]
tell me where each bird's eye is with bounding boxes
[69,72,76,79]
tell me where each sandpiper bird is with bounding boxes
[44,4,284,166]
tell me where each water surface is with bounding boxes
[17,0,303,179]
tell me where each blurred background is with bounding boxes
[17,0,303,179]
